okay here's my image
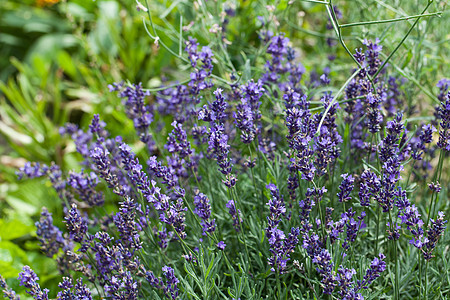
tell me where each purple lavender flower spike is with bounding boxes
[428,181,441,193]
[18,266,49,300]
[263,35,290,84]
[437,89,450,151]
[193,193,216,235]
[265,183,299,273]
[299,187,326,227]
[234,98,255,144]
[313,92,342,176]
[0,275,18,300]
[166,121,193,159]
[68,170,104,207]
[162,266,179,300]
[356,254,386,290]
[73,278,92,299]
[437,78,450,102]
[60,123,93,159]
[363,38,383,77]
[112,83,156,153]
[89,114,103,135]
[156,228,173,250]
[266,183,286,219]
[217,241,226,250]
[422,212,447,260]
[337,174,354,203]
[336,267,357,299]
[234,79,265,143]
[312,249,336,294]
[267,35,289,58]
[17,162,45,180]
[104,271,139,300]
[90,145,125,196]
[159,198,188,240]
[36,207,65,257]
[365,92,383,133]
[412,124,436,160]
[226,200,242,232]
[57,277,92,300]
[341,208,366,250]
[397,201,423,240]
[113,196,143,251]
[145,270,164,289]
[359,170,380,207]
[64,204,88,243]
[185,37,199,67]
[186,38,214,96]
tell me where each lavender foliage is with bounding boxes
[8,11,448,300]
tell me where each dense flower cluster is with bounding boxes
[57,277,92,300]
[36,208,66,257]
[18,266,49,300]
[437,87,450,151]
[3,5,448,299]
[265,183,300,273]
[193,192,216,235]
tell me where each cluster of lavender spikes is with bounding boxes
[3,9,449,299]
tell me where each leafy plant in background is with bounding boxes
[1,0,449,299]
[0,0,176,294]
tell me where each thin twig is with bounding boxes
[340,12,441,28]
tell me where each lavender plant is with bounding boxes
[2,1,449,299]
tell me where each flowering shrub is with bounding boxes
[1,1,448,299]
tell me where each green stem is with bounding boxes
[405,160,416,188]
[318,199,326,243]
[143,78,192,92]
[315,68,360,136]
[371,1,433,80]
[375,204,380,256]
[300,0,329,3]
[276,272,283,298]
[248,145,259,199]
[339,12,441,28]
[388,210,399,300]
[380,53,438,104]
[330,163,336,209]
[172,226,199,261]
[325,3,363,70]
[424,261,429,299]
[85,251,105,298]
[230,187,253,273]
[142,19,186,64]
[419,251,423,300]
[183,195,235,272]
[426,150,444,228]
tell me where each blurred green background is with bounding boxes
[0,0,448,297]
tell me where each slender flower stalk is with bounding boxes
[8,18,448,300]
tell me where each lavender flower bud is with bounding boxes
[18,266,49,300]
[437,89,450,151]
[68,170,104,207]
[193,193,216,235]
[0,275,18,300]
[428,181,441,193]
[64,204,88,243]
[357,254,386,290]
[217,241,226,250]
[337,174,355,202]
[36,208,65,257]
[162,266,179,300]
[226,200,242,232]
[422,212,447,260]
